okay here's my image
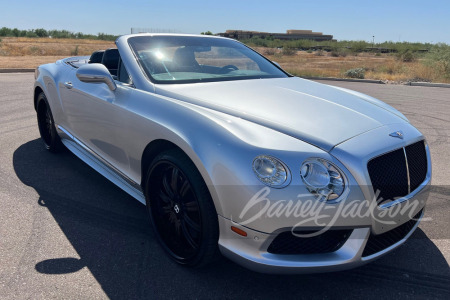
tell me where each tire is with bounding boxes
[36,92,64,153]
[144,149,219,267]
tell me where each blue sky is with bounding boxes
[0,0,448,43]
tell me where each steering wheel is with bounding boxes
[219,65,239,73]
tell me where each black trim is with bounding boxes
[267,229,353,255]
[362,209,422,257]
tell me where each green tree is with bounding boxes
[34,28,48,37]
[11,28,20,37]
[0,27,12,36]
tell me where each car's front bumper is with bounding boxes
[217,181,429,274]
[218,209,424,274]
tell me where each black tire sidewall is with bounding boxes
[36,92,63,152]
[144,149,219,267]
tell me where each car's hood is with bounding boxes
[155,77,408,151]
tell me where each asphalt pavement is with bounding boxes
[0,73,449,299]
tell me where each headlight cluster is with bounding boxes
[252,155,346,202]
[300,158,346,201]
[252,155,290,188]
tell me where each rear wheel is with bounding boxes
[36,92,64,153]
[145,149,219,267]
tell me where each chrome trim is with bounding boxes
[389,130,404,139]
[63,82,73,89]
[403,147,411,194]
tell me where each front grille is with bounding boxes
[405,141,428,192]
[362,209,422,257]
[368,148,408,202]
[368,140,427,204]
[267,229,353,255]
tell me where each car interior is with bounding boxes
[87,46,230,84]
[88,48,131,84]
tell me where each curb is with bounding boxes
[0,68,35,73]
[302,76,384,84]
[406,82,450,88]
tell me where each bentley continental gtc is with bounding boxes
[33,34,431,273]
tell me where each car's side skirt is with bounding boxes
[57,125,146,205]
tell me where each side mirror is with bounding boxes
[272,61,281,68]
[76,64,117,91]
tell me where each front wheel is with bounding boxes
[145,149,219,267]
[36,92,64,153]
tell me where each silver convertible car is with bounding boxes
[33,34,431,273]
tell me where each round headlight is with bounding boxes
[300,158,346,202]
[253,155,290,187]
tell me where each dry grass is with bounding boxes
[0,38,448,83]
[257,47,450,83]
[0,37,114,64]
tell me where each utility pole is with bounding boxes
[372,36,375,52]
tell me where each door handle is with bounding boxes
[63,82,73,89]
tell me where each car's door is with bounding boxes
[60,58,136,176]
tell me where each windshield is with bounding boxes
[128,35,289,84]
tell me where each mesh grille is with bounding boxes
[405,141,428,192]
[368,148,408,203]
[367,140,428,205]
[362,209,422,257]
[267,229,353,255]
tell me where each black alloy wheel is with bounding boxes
[145,149,219,267]
[36,92,64,153]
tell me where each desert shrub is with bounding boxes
[348,41,368,53]
[388,42,428,54]
[282,47,296,56]
[396,50,416,62]
[306,49,313,53]
[293,39,316,50]
[345,68,365,79]
[402,51,415,62]
[426,43,450,76]
[315,50,324,56]
[331,51,339,57]
[331,49,349,57]
[263,48,276,55]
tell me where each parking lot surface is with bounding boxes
[0,74,448,299]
